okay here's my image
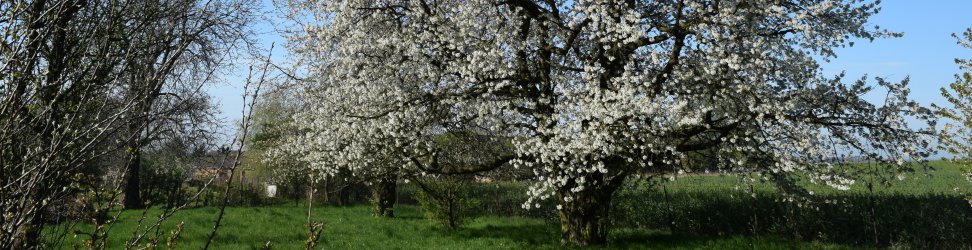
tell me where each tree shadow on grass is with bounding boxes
[614,190,972,248]
[444,223,766,249]
[607,230,838,249]
[449,223,558,245]
[391,214,425,221]
[390,205,429,221]
[608,230,716,249]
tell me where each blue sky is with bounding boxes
[820,0,972,109]
[205,0,289,143]
[207,0,972,145]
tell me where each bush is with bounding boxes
[413,175,479,229]
[398,175,972,247]
[140,160,192,208]
[610,179,972,248]
[399,180,557,220]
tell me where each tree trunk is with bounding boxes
[16,221,42,249]
[123,142,144,209]
[373,173,397,217]
[335,187,347,206]
[557,171,626,246]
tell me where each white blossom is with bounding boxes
[280,0,935,208]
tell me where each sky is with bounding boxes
[206,0,972,145]
[819,1,972,108]
[204,0,290,143]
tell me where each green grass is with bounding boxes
[50,204,855,249]
[612,161,972,248]
[48,161,972,249]
[654,160,972,195]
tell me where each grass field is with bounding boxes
[612,161,972,248]
[48,161,972,249]
[50,205,858,249]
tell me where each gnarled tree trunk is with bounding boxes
[373,172,397,217]
[557,166,628,246]
[557,186,615,245]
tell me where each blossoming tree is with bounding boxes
[936,28,972,206]
[282,0,935,245]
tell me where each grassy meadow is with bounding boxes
[49,161,972,249]
[50,205,857,250]
[612,161,972,248]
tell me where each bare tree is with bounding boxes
[0,0,257,248]
[117,0,256,209]
[203,44,273,250]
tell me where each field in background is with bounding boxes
[50,161,972,249]
[610,161,972,248]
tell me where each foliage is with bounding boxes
[139,160,192,208]
[304,221,325,250]
[937,28,972,160]
[413,161,972,248]
[935,27,972,208]
[400,181,558,219]
[0,0,256,247]
[246,87,310,196]
[139,138,207,208]
[280,0,936,244]
[610,167,972,248]
[413,176,480,229]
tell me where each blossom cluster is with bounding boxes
[279,0,935,207]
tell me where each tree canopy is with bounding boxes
[282,0,937,245]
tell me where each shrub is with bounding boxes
[609,178,972,248]
[140,159,192,208]
[413,175,479,229]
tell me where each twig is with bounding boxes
[202,43,274,250]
